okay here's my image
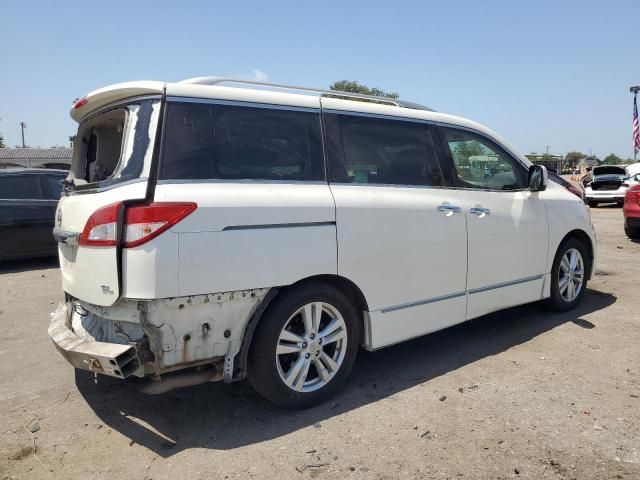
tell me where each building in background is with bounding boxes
[0,148,72,169]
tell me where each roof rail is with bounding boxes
[178,77,434,112]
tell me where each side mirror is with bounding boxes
[528,164,548,192]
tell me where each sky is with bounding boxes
[1,0,639,159]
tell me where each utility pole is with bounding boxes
[19,122,26,148]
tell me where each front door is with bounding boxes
[322,104,468,349]
[436,126,548,319]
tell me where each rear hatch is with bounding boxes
[56,84,163,306]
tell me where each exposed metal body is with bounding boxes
[48,288,270,381]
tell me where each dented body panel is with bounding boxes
[49,288,269,380]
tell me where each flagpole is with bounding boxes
[631,86,640,163]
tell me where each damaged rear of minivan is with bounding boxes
[49,80,343,407]
[50,83,273,390]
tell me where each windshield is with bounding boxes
[68,99,160,191]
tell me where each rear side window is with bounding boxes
[160,101,324,181]
[0,175,42,200]
[324,113,444,186]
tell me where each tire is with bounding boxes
[587,200,597,208]
[546,238,589,312]
[625,219,640,239]
[247,282,361,409]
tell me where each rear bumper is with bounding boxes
[48,303,143,378]
[585,193,625,202]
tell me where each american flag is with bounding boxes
[634,94,640,154]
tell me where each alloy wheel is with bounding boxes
[275,302,348,392]
[558,247,584,302]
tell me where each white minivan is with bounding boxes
[49,78,596,408]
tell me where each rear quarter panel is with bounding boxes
[152,182,338,297]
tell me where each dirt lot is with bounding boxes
[1,206,639,480]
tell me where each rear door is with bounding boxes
[55,98,161,306]
[0,173,53,259]
[322,104,468,349]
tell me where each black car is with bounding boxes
[0,168,67,261]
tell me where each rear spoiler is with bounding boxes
[70,81,165,122]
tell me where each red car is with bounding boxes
[623,184,640,239]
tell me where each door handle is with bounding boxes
[437,204,462,215]
[469,207,491,216]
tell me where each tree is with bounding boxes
[603,153,622,165]
[0,131,5,148]
[454,140,488,159]
[564,151,586,167]
[329,80,399,99]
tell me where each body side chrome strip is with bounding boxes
[467,274,544,295]
[380,291,466,314]
[222,221,335,232]
[378,274,544,314]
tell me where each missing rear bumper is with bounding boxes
[48,303,145,378]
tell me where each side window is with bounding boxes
[0,175,42,200]
[44,175,65,199]
[439,127,527,190]
[160,102,324,181]
[325,113,444,187]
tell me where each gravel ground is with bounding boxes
[1,206,639,480]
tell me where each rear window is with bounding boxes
[44,175,65,199]
[69,99,160,191]
[159,101,324,181]
[0,174,42,200]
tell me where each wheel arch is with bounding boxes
[557,229,595,279]
[232,274,369,382]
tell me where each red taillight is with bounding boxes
[79,202,121,247]
[123,202,197,248]
[79,202,197,248]
[73,97,88,109]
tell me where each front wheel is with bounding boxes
[247,282,361,409]
[546,238,589,311]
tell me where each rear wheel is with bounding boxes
[625,219,640,239]
[247,282,361,409]
[546,238,589,311]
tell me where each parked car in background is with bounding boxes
[548,171,584,200]
[584,166,635,207]
[623,184,640,239]
[626,162,640,179]
[0,168,66,261]
[49,78,596,408]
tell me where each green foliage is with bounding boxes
[329,80,399,99]
[564,151,586,166]
[0,132,5,148]
[603,153,622,165]
[454,140,489,160]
